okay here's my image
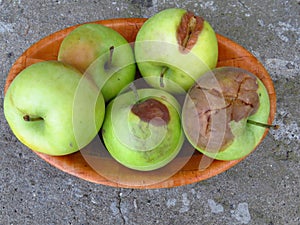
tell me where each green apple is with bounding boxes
[182,67,273,160]
[134,8,218,93]
[58,23,136,101]
[102,88,184,171]
[4,61,105,156]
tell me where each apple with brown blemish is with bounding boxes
[102,88,184,171]
[182,67,277,160]
[134,8,218,93]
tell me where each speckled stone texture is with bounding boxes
[0,0,299,224]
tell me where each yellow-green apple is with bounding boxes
[102,88,184,171]
[4,61,105,156]
[58,23,136,101]
[182,67,275,160]
[134,8,218,93]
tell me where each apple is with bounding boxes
[134,8,218,93]
[4,61,105,156]
[58,23,136,101]
[182,67,275,160]
[101,88,184,171]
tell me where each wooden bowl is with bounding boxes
[4,18,276,189]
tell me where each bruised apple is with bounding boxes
[182,67,275,160]
[102,88,184,171]
[134,8,218,93]
[58,23,136,101]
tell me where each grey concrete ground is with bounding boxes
[0,0,299,224]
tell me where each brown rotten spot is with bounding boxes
[131,98,170,126]
[183,70,260,151]
[177,11,204,53]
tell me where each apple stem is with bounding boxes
[160,67,168,88]
[104,46,114,70]
[23,115,43,122]
[129,83,140,103]
[247,119,279,130]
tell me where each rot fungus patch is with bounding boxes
[177,12,204,53]
[131,98,170,126]
[184,70,260,151]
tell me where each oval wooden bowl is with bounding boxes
[4,18,276,189]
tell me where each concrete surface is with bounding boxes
[0,0,299,224]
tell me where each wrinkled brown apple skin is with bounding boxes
[182,67,270,160]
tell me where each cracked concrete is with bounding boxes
[117,192,127,224]
[0,0,299,224]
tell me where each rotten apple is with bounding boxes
[102,88,184,171]
[182,67,276,160]
[134,8,218,93]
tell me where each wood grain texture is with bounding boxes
[4,18,276,189]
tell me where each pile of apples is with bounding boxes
[4,8,272,171]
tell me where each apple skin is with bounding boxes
[4,61,105,156]
[58,23,136,102]
[182,67,270,160]
[134,8,218,93]
[102,88,184,171]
